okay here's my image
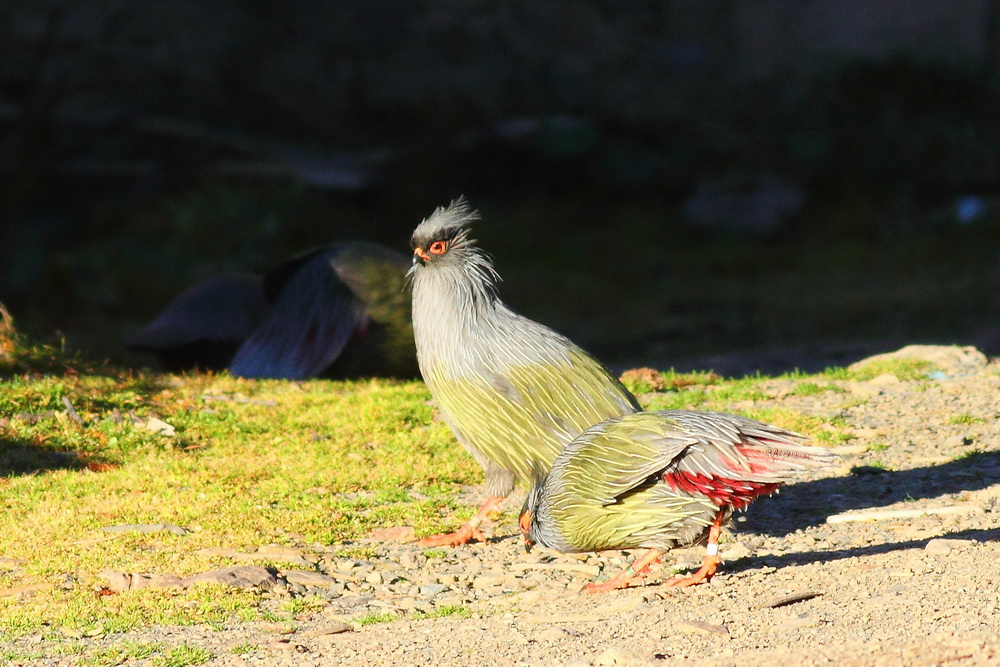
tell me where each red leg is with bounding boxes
[665,510,725,588]
[582,548,663,594]
[418,496,504,547]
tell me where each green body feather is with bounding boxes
[547,412,716,551]
[424,348,639,490]
[526,410,833,552]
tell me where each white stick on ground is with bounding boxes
[826,505,983,524]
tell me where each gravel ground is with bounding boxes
[4,347,1000,666]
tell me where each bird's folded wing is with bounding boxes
[652,410,829,482]
[229,249,365,379]
[557,413,700,507]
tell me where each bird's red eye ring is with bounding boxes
[428,240,447,255]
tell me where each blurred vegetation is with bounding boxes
[2,0,1000,369]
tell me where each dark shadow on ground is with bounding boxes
[0,436,89,477]
[716,526,1000,579]
[740,450,1000,537]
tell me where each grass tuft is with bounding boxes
[153,643,212,667]
[947,413,986,425]
[355,612,398,626]
[823,358,935,382]
[413,605,471,620]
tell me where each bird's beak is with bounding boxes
[412,247,430,264]
[518,510,533,552]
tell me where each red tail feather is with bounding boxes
[662,471,782,510]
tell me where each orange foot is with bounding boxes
[664,554,722,588]
[418,495,504,548]
[417,523,487,547]
[582,574,642,594]
[581,548,662,594]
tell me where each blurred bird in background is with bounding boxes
[126,242,416,379]
[520,410,835,592]
[408,198,641,546]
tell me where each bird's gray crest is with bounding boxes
[407,197,501,298]
[410,196,481,250]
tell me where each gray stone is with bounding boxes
[848,345,988,378]
[184,565,278,590]
[103,565,278,592]
[472,571,505,589]
[419,583,447,597]
[594,646,651,666]
[925,538,972,555]
[144,418,176,436]
[393,597,417,610]
[102,571,184,593]
[719,541,752,561]
[234,546,314,568]
[677,619,730,636]
[535,627,577,641]
[299,623,352,638]
[943,435,974,449]
[283,570,341,588]
[434,595,466,608]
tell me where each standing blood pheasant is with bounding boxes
[408,198,641,546]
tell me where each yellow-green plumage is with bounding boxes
[524,410,834,553]
[544,412,717,551]
[424,349,639,490]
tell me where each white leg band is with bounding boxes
[706,543,719,556]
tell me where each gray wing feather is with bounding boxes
[229,249,365,379]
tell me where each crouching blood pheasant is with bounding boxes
[407,198,641,547]
[519,410,835,592]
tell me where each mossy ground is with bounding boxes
[1,316,483,640]
[0,318,933,640]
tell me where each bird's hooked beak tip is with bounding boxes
[412,247,430,264]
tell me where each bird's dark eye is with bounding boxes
[429,240,447,255]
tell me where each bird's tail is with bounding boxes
[663,413,837,510]
[733,436,837,478]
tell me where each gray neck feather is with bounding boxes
[411,248,575,378]
[411,249,498,366]
[526,483,575,552]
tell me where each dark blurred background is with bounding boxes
[3,0,1000,375]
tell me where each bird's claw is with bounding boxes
[581,569,648,594]
[664,555,721,588]
[416,523,487,547]
[581,576,641,594]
